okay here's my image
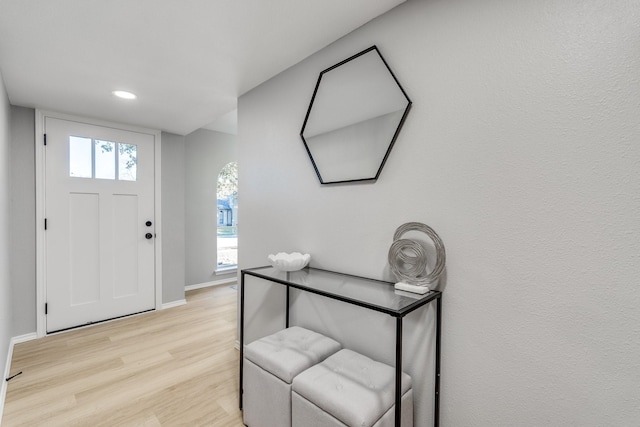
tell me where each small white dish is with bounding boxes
[268,252,311,272]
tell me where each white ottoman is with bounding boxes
[292,349,413,427]
[243,326,342,427]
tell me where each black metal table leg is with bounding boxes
[395,317,403,427]
[286,286,290,328]
[434,295,442,427]
[239,272,246,410]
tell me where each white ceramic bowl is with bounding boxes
[267,252,311,272]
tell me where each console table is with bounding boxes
[239,266,442,427]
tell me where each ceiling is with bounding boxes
[0,0,405,135]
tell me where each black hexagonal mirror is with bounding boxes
[300,46,412,184]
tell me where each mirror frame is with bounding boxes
[300,45,412,185]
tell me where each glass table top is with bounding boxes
[242,266,440,317]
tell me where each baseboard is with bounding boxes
[0,341,11,425]
[185,277,236,292]
[1,333,37,423]
[11,333,37,345]
[161,299,186,310]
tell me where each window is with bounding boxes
[69,136,137,181]
[217,162,238,270]
[118,143,138,181]
[69,136,92,178]
[95,140,116,179]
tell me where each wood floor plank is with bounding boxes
[2,285,244,427]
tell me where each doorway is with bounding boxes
[36,112,162,335]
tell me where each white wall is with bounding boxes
[185,128,237,286]
[0,70,14,412]
[238,0,640,425]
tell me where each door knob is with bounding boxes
[145,233,153,240]
[146,221,152,227]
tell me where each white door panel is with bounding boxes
[45,117,156,332]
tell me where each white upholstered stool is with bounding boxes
[243,326,342,427]
[291,349,413,427]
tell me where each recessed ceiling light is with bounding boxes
[112,90,137,100]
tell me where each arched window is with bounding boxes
[216,162,238,270]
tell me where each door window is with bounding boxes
[69,136,92,178]
[95,140,116,179]
[69,137,137,181]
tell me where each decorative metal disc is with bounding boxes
[388,222,446,285]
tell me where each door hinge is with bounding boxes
[45,303,48,315]
[44,218,47,230]
[44,133,47,146]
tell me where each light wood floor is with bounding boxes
[2,285,244,427]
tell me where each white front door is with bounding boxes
[44,117,156,332]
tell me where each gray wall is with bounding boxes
[185,128,236,286]
[238,1,640,426]
[10,106,35,336]
[161,132,186,303]
[0,71,13,402]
